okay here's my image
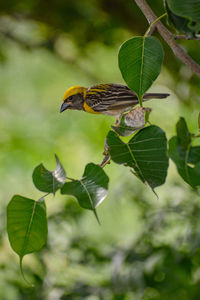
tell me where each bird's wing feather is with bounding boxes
[85,84,139,112]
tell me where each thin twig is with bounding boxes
[37,193,50,201]
[134,0,200,78]
[146,25,155,36]
[175,35,200,41]
[144,13,167,37]
[66,176,75,181]
[100,154,110,168]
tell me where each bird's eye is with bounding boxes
[68,96,73,101]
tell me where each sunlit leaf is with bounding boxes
[7,195,47,259]
[61,163,109,222]
[118,37,164,102]
[32,154,66,194]
[107,125,169,191]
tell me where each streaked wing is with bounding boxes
[85,84,139,112]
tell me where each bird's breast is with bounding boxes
[83,102,100,114]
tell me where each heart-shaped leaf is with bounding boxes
[61,163,109,222]
[118,37,164,102]
[32,154,66,194]
[107,125,169,191]
[7,195,48,280]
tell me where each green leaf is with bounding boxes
[61,163,109,222]
[169,117,200,188]
[165,0,200,36]
[169,137,200,187]
[189,147,200,164]
[176,117,191,149]
[107,125,169,191]
[7,195,47,259]
[118,37,164,102]
[167,0,200,32]
[32,154,66,194]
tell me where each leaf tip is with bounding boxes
[20,256,34,287]
[93,209,101,226]
[152,188,159,200]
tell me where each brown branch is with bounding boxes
[134,0,200,78]
[175,35,200,41]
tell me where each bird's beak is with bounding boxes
[60,102,70,113]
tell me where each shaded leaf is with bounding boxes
[167,0,200,33]
[189,146,200,164]
[178,145,200,165]
[7,195,48,259]
[169,137,200,187]
[107,125,169,190]
[118,37,164,102]
[32,154,66,194]
[176,117,191,149]
[165,0,199,37]
[169,117,200,188]
[61,163,109,221]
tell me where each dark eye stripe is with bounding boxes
[64,95,73,102]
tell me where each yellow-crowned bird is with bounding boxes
[60,84,169,121]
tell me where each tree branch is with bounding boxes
[134,0,200,78]
[175,35,200,41]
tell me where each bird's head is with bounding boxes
[60,86,87,113]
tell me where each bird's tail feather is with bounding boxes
[143,93,170,100]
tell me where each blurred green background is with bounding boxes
[0,0,200,299]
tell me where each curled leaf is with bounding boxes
[61,163,109,223]
[167,0,200,31]
[32,154,66,194]
[112,107,152,137]
[169,117,200,188]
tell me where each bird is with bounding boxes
[60,83,169,122]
